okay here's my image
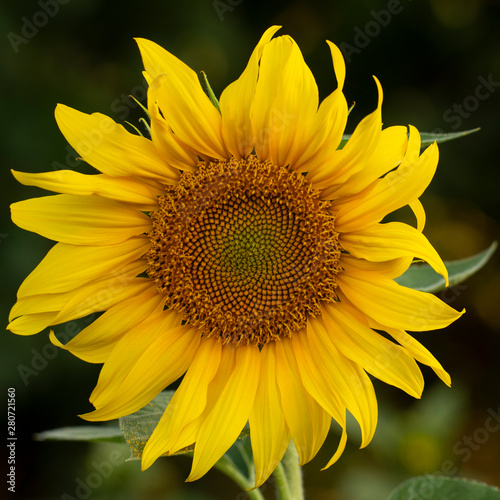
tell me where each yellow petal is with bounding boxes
[322,427,348,470]
[308,77,383,188]
[187,343,261,482]
[51,274,150,330]
[151,73,228,160]
[17,237,149,297]
[334,126,438,232]
[322,302,424,398]
[275,337,331,465]
[249,341,291,487]
[250,35,319,166]
[307,315,377,448]
[386,328,451,386]
[327,39,346,90]
[249,35,292,162]
[220,26,281,158]
[166,341,237,455]
[187,344,260,481]
[147,81,199,172]
[9,274,150,336]
[363,310,452,386]
[136,35,230,162]
[266,39,319,168]
[340,221,449,285]
[337,267,464,332]
[11,194,151,245]
[324,125,408,199]
[12,169,161,208]
[292,333,352,476]
[55,104,179,183]
[293,41,348,173]
[7,312,57,336]
[291,332,345,425]
[83,314,198,421]
[410,198,426,232]
[50,288,165,363]
[141,338,222,470]
[9,288,69,321]
[10,259,144,320]
[135,37,199,84]
[340,252,413,280]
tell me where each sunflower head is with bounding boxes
[147,156,341,346]
[8,26,463,487]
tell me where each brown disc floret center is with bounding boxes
[146,157,341,346]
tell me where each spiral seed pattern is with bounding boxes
[146,157,341,345]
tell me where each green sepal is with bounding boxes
[395,241,497,293]
[199,71,220,112]
[128,94,150,119]
[387,475,500,500]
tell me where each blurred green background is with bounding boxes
[2,0,500,499]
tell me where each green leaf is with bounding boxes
[387,475,500,500]
[35,425,124,443]
[119,391,250,461]
[119,391,177,460]
[419,128,480,148]
[395,241,497,293]
[338,127,479,150]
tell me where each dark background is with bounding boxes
[2,1,500,499]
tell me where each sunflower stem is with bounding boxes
[214,454,265,500]
[280,441,304,500]
[272,462,293,500]
[237,440,256,482]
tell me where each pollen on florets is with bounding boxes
[146,156,341,346]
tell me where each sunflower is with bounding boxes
[8,26,463,486]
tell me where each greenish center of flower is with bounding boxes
[146,157,341,346]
